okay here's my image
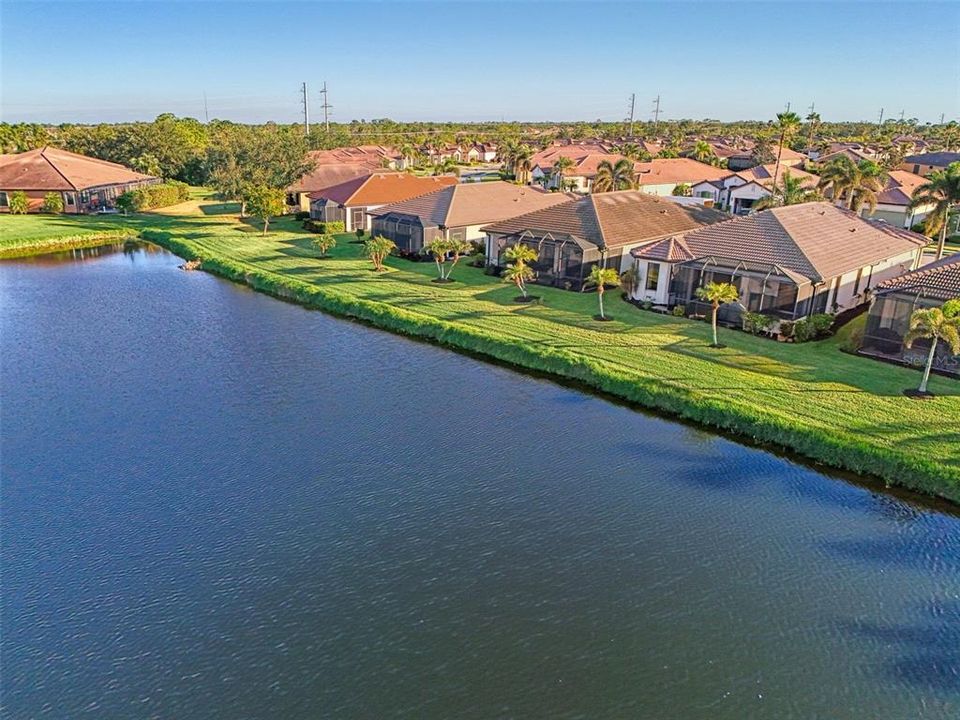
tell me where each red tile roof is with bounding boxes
[308,173,458,206]
[0,146,156,191]
[634,158,729,186]
[287,163,373,193]
[878,170,929,206]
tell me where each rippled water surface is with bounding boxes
[2,244,959,719]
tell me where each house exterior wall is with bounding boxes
[863,203,931,230]
[638,182,677,197]
[726,183,771,214]
[0,179,157,214]
[629,259,672,305]
[861,292,960,375]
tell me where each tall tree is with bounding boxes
[909,162,960,259]
[816,156,884,213]
[903,303,960,395]
[552,156,574,190]
[770,111,802,198]
[690,140,715,163]
[245,185,285,235]
[593,158,637,192]
[753,171,821,210]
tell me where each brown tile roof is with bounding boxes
[654,202,927,284]
[0,146,156,191]
[530,143,613,168]
[816,148,876,165]
[875,253,960,302]
[287,163,374,193]
[735,164,820,190]
[308,173,458,206]
[482,190,728,250]
[878,170,929,206]
[634,158,729,186]
[307,145,400,168]
[371,181,573,228]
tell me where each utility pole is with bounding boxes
[320,81,332,132]
[940,113,946,125]
[899,109,905,122]
[785,101,791,112]
[203,91,209,123]
[627,93,636,137]
[877,107,884,129]
[301,82,310,135]
[807,101,815,116]
[652,94,661,136]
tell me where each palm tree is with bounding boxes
[805,111,821,143]
[619,142,642,160]
[502,243,538,299]
[695,281,740,348]
[753,171,820,210]
[690,140,715,163]
[903,305,960,395]
[513,145,533,184]
[593,158,637,193]
[770,111,802,198]
[552,156,574,190]
[583,265,621,319]
[909,163,960,259]
[817,156,884,213]
[425,238,452,280]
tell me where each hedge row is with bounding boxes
[119,182,190,211]
[303,220,345,234]
[143,230,960,503]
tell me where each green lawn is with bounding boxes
[3,197,959,498]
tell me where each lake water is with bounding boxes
[2,243,959,719]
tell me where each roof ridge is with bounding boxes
[588,193,608,249]
[39,146,79,191]
[768,206,826,282]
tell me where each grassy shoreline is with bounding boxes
[3,203,958,502]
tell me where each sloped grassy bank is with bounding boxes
[144,230,960,502]
[0,229,139,259]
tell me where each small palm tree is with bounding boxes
[903,305,960,395]
[513,145,533,184]
[696,281,740,348]
[425,238,453,280]
[312,233,337,257]
[593,158,637,193]
[909,163,960,259]
[552,156,574,190]
[502,243,539,299]
[445,238,471,281]
[363,235,396,272]
[583,265,621,320]
[690,140,715,163]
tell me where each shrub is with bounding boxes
[295,211,310,221]
[793,313,835,342]
[116,192,138,215]
[122,182,191,211]
[41,192,64,213]
[355,228,365,240]
[8,191,29,214]
[311,233,337,257]
[304,220,345,234]
[640,299,653,310]
[363,235,395,271]
[672,305,686,317]
[742,311,776,335]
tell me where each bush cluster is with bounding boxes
[140,228,960,502]
[42,192,64,213]
[792,313,834,342]
[303,220,345,234]
[117,182,190,212]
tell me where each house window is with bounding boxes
[645,262,661,291]
[0,191,7,207]
[912,165,920,174]
[65,193,74,206]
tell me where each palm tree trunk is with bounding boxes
[712,302,719,346]
[936,221,948,260]
[598,288,605,319]
[919,338,938,393]
[435,257,443,279]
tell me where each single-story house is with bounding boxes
[464,143,498,163]
[860,253,960,375]
[309,145,403,169]
[482,191,728,290]
[634,158,729,196]
[532,153,633,193]
[0,146,158,214]
[308,173,458,232]
[369,181,573,254]
[726,144,806,171]
[900,152,960,177]
[286,162,372,212]
[627,203,927,322]
[691,165,821,215]
[867,170,934,229]
[810,147,877,167]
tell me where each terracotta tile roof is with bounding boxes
[309,173,458,207]
[287,163,373,193]
[634,158,729,186]
[903,151,960,167]
[530,143,612,168]
[371,181,573,228]
[655,202,927,284]
[632,235,695,262]
[0,146,156,191]
[482,190,728,250]
[307,145,400,168]
[874,253,960,301]
[816,148,876,165]
[878,169,929,206]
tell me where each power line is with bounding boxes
[320,82,332,132]
[301,82,310,135]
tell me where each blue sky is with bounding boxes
[2,1,957,124]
